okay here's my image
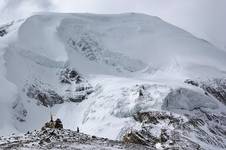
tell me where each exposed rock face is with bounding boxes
[123,131,152,146]
[0,128,151,150]
[120,85,226,149]
[59,68,83,84]
[0,21,14,37]
[26,82,64,107]
[134,111,182,125]
[185,78,226,105]
[200,78,226,105]
[25,68,93,107]
[125,110,226,149]
[0,29,7,37]
[12,100,27,122]
[130,111,190,148]
[69,34,101,62]
[184,79,199,87]
[59,68,94,103]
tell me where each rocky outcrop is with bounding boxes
[25,68,93,107]
[126,107,226,149]
[130,111,190,148]
[0,128,151,150]
[59,68,94,102]
[0,29,7,37]
[184,79,199,87]
[134,111,182,125]
[120,86,226,149]
[12,100,27,122]
[200,78,226,105]
[185,78,226,105]
[0,21,14,37]
[59,68,84,84]
[26,82,64,107]
[123,131,152,146]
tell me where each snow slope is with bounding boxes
[0,13,226,149]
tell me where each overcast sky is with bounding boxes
[0,0,225,51]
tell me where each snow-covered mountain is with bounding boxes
[0,13,226,149]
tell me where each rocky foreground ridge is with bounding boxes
[0,127,151,150]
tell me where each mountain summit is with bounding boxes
[0,13,226,149]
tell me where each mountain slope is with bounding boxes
[0,13,226,149]
[0,128,150,150]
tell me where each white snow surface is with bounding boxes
[0,12,226,144]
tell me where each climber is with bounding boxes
[77,127,80,133]
[139,89,144,97]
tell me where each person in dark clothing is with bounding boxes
[139,89,144,97]
[77,127,79,133]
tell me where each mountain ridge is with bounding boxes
[0,13,226,149]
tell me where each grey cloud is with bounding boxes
[0,0,54,23]
[2,0,53,10]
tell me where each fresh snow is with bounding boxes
[0,12,226,149]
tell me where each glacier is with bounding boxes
[0,13,226,149]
